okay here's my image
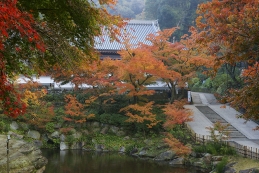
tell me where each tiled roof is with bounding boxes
[95,20,160,52]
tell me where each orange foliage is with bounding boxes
[120,101,160,128]
[163,100,193,130]
[163,133,191,156]
[64,94,95,124]
[17,81,55,130]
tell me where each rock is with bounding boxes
[123,136,130,140]
[8,131,23,140]
[92,122,100,128]
[60,134,66,142]
[154,150,176,161]
[92,128,101,133]
[239,168,259,173]
[70,141,84,150]
[223,162,237,173]
[0,135,47,173]
[169,157,185,165]
[72,132,82,139]
[100,125,109,134]
[19,122,29,131]
[95,144,104,152]
[144,139,153,146]
[203,153,212,165]
[212,156,223,161]
[110,126,119,134]
[138,149,148,156]
[50,131,60,138]
[130,148,138,155]
[116,130,126,136]
[190,151,197,158]
[119,146,126,153]
[193,161,204,168]
[10,121,19,130]
[27,130,41,140]
[82,129,90,135]
[33,140,43,148]
[60,142,69,150]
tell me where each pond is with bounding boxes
[42,150,210,173]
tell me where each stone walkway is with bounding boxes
[185,92,259,151]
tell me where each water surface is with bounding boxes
[42,150,209,173]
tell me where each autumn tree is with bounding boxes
[115,45,170,104]
[0,0,44,117]
[16,81,55,130]
[0,0,124,117]
[64,94,95,124]
[196,0,259,121]
[146,27,213,103]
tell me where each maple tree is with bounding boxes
[17,81,55,130]
[196,0,259,121]
[18,0,125,70]
[119,101,159,129]
[163,100,193,130]
[64,94,94,124]
[0,0,124,118]
[163,133,191,156]
[115,44,169,104]
[0,0,44,117]
[146,27,213,103]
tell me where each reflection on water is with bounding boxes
[42,150,209,173]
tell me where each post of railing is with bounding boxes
[7,135,10,173]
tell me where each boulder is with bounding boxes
[50,131,60,139]
[119,146,126,153]
[7,131,23,140]
[154,150,176,161]
[60,142,69,150]
[239,168,259,173]
[60,134,66,142]
[116,130,126,137]
[212,156,223,161]
[110,126,119,134]
[18,122,29,131]
[100,125,109,134]
[0,135,47,173]
[10,121,19,130]
[169,157,185,165]
[27,130,41,140]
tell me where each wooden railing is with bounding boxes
[184,123,259,160]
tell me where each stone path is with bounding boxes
[185,92,259,151]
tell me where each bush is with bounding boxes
[0,120,9,133]
[214,157,228,173]
[193,142,236,155]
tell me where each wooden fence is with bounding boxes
[185,123,259,160]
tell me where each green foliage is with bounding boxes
[169,125,192,144]
[214,157,228,173]
[65,135,75,146]
[193,142,236,155]
[0,120,10,133]
[45,122,55,133]
[98,113,128,126]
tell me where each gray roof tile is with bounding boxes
[95,20,160,52]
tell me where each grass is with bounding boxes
[227,156,259,172]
